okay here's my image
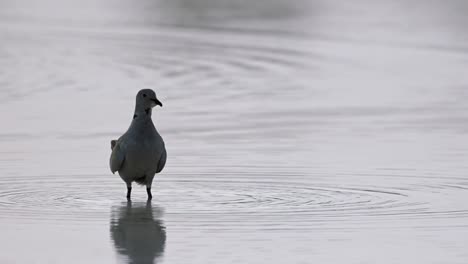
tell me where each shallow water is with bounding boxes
[1,0,468,263]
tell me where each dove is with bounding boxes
[110,89,167,200]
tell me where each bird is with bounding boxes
[110,89,167,200]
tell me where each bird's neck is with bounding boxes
[132,106,152,122]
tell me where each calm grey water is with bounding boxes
[1,0,468,263]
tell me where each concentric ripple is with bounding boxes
[1,170,467,229]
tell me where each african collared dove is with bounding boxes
[110,89,167,200]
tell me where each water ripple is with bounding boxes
[0,171,467,229]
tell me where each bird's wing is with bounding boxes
[110,139,126,174]
[156,148,167,173]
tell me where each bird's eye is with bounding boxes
[143,94,147,97]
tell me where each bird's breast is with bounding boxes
[124,135,164,172]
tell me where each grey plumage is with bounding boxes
[110,89,166,200]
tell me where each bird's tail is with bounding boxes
[134,176,147,185]
[110,140,117,150]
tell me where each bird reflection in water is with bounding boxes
[110,201,166,264]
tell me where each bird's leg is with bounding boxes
[146,187,152,200]
[146,179,153,200]
[126,183,132,200]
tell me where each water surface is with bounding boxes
[1,0,468,263]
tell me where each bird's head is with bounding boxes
[136,89,163,109]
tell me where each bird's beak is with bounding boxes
[151,98,163,107]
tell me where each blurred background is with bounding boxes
[1,0,468,263]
